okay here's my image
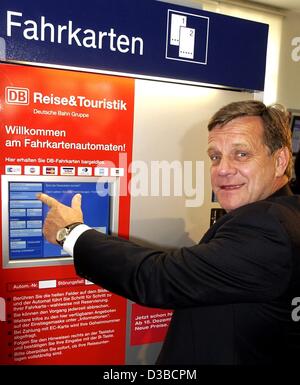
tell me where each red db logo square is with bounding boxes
[5,86,29,105]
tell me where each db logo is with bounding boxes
[5,86,29,105]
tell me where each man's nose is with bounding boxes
[217,156,237,176]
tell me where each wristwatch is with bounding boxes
[56,222,83,246]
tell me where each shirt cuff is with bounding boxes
[63,224,91,257]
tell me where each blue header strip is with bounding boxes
[0,0,268,91]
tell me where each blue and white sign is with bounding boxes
[0,0,269,91]
[166,10,209,65]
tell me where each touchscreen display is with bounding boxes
[8,181,110,260]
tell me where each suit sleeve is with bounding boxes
[73,205,292,309]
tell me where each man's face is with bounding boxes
[208,116,282,212]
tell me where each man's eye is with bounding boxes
[237,152,248,158]
[209,154,220,162]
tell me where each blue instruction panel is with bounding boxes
[8,181,110,260]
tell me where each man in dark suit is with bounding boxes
[38,100,300,364]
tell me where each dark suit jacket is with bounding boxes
[74,184,300,364]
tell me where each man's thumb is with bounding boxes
[71,194,82,212]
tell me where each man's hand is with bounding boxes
[37,193,83,244]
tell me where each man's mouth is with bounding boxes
[220,184,245,190]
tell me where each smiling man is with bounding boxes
[207,103,291,212]
[38,100,300,365]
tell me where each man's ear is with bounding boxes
[275,147,290,177]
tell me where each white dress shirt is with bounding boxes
[63,224,91,257]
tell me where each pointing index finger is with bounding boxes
[37,193,59,208]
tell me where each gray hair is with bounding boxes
[208,100,293,179]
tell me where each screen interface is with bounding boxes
[8,181,110,261]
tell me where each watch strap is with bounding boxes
[56,222,83,246]
[66,222,83,231]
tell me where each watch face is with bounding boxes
[56,227,68,242]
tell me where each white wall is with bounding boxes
[277,11,300,110]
